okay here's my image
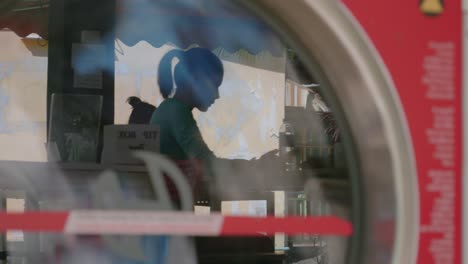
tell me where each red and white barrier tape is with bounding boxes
[0,211,352,236]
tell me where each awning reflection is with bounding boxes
[0,0,283,55]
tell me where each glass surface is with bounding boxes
[0,1,354,264]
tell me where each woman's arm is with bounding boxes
[172,112,215,162]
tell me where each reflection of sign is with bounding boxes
[420,0,444,16]
[101,125,160,164]
[72,43,105,89]
[221,200,267,217]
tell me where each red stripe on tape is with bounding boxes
[0,212,69,232]
[221,216,353,236]
[0,212,352,237]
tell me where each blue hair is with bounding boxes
[157,48,224,105]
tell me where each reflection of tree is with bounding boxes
[320,112,340,144]
[304,89,340,144]
[63,107,100,161]
[49,95,102,162]
[65,133,95,161]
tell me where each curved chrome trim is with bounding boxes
[241,0,419,263]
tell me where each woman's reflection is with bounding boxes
[150,48,223,161]
[150,48,280,202]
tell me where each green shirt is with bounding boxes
[150,99,215,161]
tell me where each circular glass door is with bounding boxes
[0,0,417,264]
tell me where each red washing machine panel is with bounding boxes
[342,0,462,263]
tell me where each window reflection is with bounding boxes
[0,1,352,264]
[0,30,48,161]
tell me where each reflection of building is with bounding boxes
[115,41,285,159]
[0,29,286,161]
[0,0,288,162]
[0,30,48,161]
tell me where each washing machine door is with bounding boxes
[0,0,427,264]
[242,1,420,263]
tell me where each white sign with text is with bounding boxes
[101,125,160,164]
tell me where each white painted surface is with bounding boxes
[0,31,48,162]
